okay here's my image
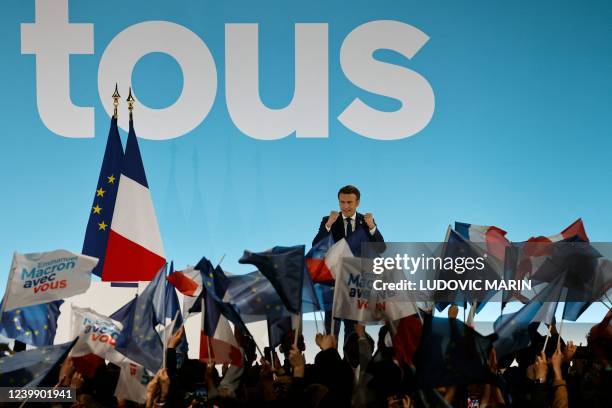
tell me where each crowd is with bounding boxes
[1,306,609,408]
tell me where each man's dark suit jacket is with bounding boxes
[312,212,384,246]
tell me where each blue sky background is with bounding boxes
[1,0,611,322]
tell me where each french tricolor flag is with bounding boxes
[516,219,589,280]
[101,119,166,282]
[306,236,353,283]
[167,266,203,297]
[455,222,510,261]
[199,294,243,367]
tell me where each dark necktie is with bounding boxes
[346,218,352,239]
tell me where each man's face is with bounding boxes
[338,193,359,217]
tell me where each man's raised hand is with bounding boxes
[364,213,375,229]
[326,211,340,229]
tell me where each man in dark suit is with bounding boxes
[312,185,384,247]
[312,185,384,343]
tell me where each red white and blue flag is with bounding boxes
[455,222,510,261]
[101,119,165,282]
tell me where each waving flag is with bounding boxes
[413,315,496,388]
[455,222,509,261]
[239,245,305,313]
[82,116,124,277]
[0,339,77,388]
[333,257,418,322]
[199,292,244,367]
[167,265,203,297]
[101,118,165,282]
[515,219,589,281]
[2,250,97,312]
[493,274,565,357]
[114,356,152,404]
[0,300,63,347]
[71,306,124,364]
[115,265,166,372]
[306,235,335,283]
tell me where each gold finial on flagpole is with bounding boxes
[112,83,120,119]
[126,87,135,120]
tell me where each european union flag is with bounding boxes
[195,257,230,301]
[239,245,305,314]
[0,300,63,347]
[115,265,166,372]
[0,338,77,387]
[82,116,124,277]
[224,270,283,320]
[110,296,137,324]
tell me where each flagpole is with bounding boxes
[293,312,302,347]
[163,264,168,368]
[313,309,320,334]
[217,254,226,268]
[557,318,564,347]
[542,325,551,352]
[201,296,212,364]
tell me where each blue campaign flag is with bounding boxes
[267,312,293,348]
[314,283,334,312]
[239,245,305,314]
[115,265,166,372]
[301,267,321,313]
[0,338,77,387]
[82,116,124,277]
[493,274,565,357]
[413,315,497,388]
[435,229,501,313]
[0,300,63,347]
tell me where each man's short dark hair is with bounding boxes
[338,185,360,200]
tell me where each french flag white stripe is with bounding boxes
[111,175,164,257]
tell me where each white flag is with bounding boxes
[325,238,353,279]
[332,257,417,322]
[2,250,97,312]
[114,356,152,404]
[70,306,124,364]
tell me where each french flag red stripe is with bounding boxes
[102,230,166,281]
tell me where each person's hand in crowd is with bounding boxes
[386,394,411,407]
[70,372,84,391]
[289,344,306,378]
[355,323,366,338]
[315,333,337,350]
[325,211,340,229]
[145,375,159,408]
[527,352,547,383]
[167,325,184,349]
[563,340,577,363]
[57,357,75,387]
[448,305,459,319]
[488,348,499,373]
[551,343,564,380]
[364,213,376,229]
[157,368,170,403]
